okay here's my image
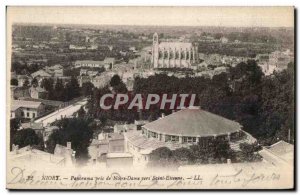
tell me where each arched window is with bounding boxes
[175,51,180,59]
[158,51,163,58]
[169,51,174,59]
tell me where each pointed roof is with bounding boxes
[143,108,241,137]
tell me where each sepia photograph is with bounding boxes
[6,6,295,190]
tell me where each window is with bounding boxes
[170,136,179,142]
[27,112,29,117]
[32,113,36,118]
[21,112,24,117]
[183,137,197,143]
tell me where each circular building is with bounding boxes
[141,107,243,147]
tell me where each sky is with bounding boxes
[7,6,294,28]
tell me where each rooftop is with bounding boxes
[108,133,124,140]
[9,146,65,165]
[11,100,42,110]
[125,130,187,152]
[143,108,241,137]
[159,42,193,50]
[54,144,73,158]
[106,152,133,158]
[267,140,294,163]
[21,122,44,130]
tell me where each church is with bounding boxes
[151,33,198,69]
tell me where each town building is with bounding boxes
[31,70,52,79]
[151,33,198,69]
[259,140,294,167]
[75,60,103,68]
[124,107,256,167]
[21,122,44,134]
[54,142,76,166]
[11,86,30,100]
[8,145,66,167]
[11,100,45,119]
[29,86,48,99]
[44,64,64,77]
[74,58,115,69]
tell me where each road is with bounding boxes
[35,98,88,126]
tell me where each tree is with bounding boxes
[81,82,94,97]
[54,78,64,101]
[148,147,177,168]
[110,74,121,87]
[41,78,54,92]
[10,119,20,150]
[77,106,86,118]
[12,128,43,149]
[172,147,194,164]
[46,118,93,164]
[64,77,80,101]
[23,79,29,87]
[11,78,18,86]
[31,77,38,87]
[236,143,262,162]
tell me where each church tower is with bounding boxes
[151,33,159,68]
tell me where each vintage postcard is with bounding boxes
[6,6,295,190]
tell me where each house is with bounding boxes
[114,124,137,133]
[90,74,112,88]
[10,106,22,119]
[31,70,52,79]
[103,57,116,69]
[259,140,294,167]
[88,139,109,163]
[8,145,66,167]
[11,86,30,100]
[29,86,48,99]
[74,60,104,68]
[80,69,99,77]
[54,142,75,166]
[106,153,133,168]
[220,37,229,43]
[45,64,64,77]
[77,76,91,87]
[107,133,125,153]
[21,122,44,134]
[11,100,45,119]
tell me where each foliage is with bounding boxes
[147,147,177,168]
[148,140,261,168]
[110,74,121,87]
[235,143,262,162]
[87,60,294,145]
[81,82,94,97]
[133,60,294,145]
[77,106,86,118]
[149,140,235,167]
[45,118,93,163]
[11,78,18,86]
[10,119,20,150]
[12,128,43,149]
[40,77,81,102]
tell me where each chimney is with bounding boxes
[67,142,72,149]
[227,159,231,164]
